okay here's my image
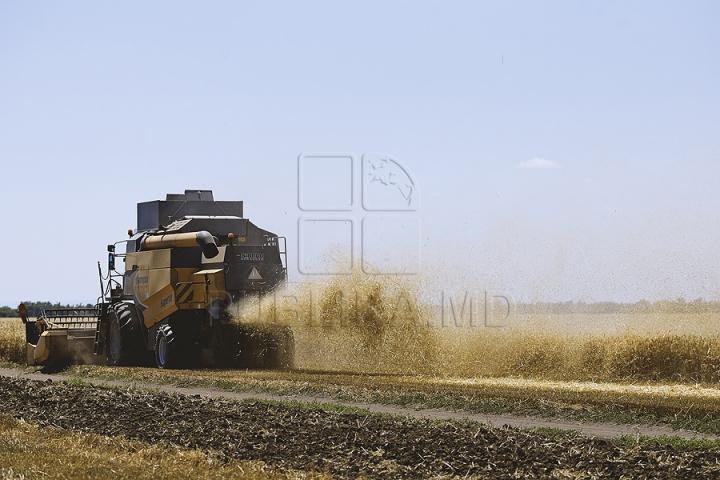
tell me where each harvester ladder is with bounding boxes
[93,318,103,355]
[92,303,108,356]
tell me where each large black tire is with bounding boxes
[105,302,145,366]
[155,323,181,369]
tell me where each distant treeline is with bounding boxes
[3,298,719,318]
[518,298,720,315]
[0,301,94,318]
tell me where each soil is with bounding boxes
[1,376,719,478]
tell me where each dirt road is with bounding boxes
[0,367,715,441]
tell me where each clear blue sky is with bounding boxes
[1,1,718,306]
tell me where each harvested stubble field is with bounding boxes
[0,409,312,480]
[1,375,720,479]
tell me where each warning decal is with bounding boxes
[247,265,264,281]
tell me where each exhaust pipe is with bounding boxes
[142,231,219,258]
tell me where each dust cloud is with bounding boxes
[228,265,720,383]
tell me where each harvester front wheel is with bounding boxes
[155,324,181,369]
[105,303,144,366]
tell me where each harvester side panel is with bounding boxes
[125,250,179,328]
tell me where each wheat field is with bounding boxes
[0,318,24,364]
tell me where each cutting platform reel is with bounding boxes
[21,306,106,367]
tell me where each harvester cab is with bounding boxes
[22,190,293,369]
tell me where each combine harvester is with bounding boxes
[20,190,293,369]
